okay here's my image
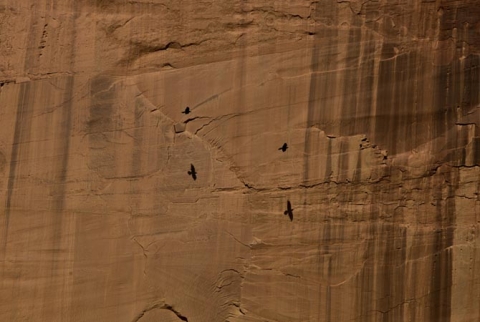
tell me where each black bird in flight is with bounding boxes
[182,106,191,114]
[278,143,288,152]
[187,163,197,181]
[284,200,293,221]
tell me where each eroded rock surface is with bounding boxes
[0,0,479,321]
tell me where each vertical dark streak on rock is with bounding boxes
[304,5,339,242]
[465,55,480,114]
[3,83,30,256]
[414,54,426,155]
[51,76,74,249]
[393,204,406,321]
[355,220,376,322]
[379,223,407,322]
[394,54,406,155]
[302,5,318,221]
[323,222,332,322]
[88,75,115,177]
[324,139,332,182]
[353,148,362,183]
[49,1,78,318]
[341,28,360,136]
[473,55,480,110]
[388,55,399,156]
[448,58,457,113]
[338,141,349,182]
[2,0,41,261]
[304,8,333,317]
[433,65,447,147]
[233,1,247,182]
[430,170,456,322]
[132,100,144,177]
[409,256,418,322]
[50,75,74,320]
[380,224,393,322]
[358,33,374,136]
[375,58,393,154]
[304,2,323,185]
[404,53,416,151]
[398,227,407,320]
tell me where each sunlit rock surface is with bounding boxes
[0,0,479,321]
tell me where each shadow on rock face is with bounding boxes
[87,74,173,179]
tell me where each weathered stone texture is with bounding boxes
[0,0,479,321]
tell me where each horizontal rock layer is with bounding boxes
[0,0,479,321]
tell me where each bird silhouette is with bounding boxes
[187,163,197,181]
[278,143,288,152]
[284,200,293,221]
[181,106,191,114]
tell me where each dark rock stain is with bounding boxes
[378,224,407,322]
[337,141,350,182]
[131,99,144,177]
[88,75,115,133]
[51,75,75,256]
[87,75,116,178]
[304,10,339,190]
[3,83,31,252]
[353,146,362,183]
[341,27,361,137]
[324,139,332,182]
[429,170,457,322]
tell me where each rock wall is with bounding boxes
[0,0,479,321]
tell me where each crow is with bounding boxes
[187,163,197,181]
[284,200,293,221]
[278,143,288,152]
[181,106,191,114]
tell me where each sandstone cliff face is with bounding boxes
[0,1,479,321]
